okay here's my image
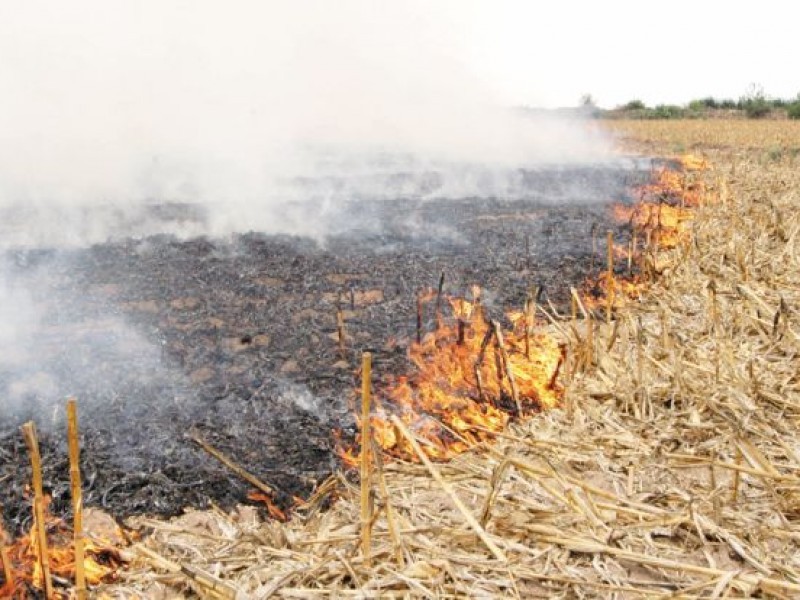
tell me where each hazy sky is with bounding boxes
[460,0,798,107]
[0,0,796,112]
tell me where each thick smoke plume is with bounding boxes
[0,1,614,248]
[0,2,624,431]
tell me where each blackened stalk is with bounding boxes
[524,233,530,270]
[416,292,423,344]
[493,321,521,414]
[473,325,495,402]
[524,297,531,359]
[336,296,346,358]
[434,271,445,329]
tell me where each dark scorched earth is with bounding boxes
[0,164,650,535]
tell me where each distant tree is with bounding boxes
[652,104,685,119]
[740,83,771,118]
[699,97,719,109]
[687,99,707,112]
[788,94,800,119]
[579,93,596,108]
[623,99,646,110]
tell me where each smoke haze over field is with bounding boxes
[0,0,619,247]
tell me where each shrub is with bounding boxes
[786,94,800,119]
[652,104,685,119]
[623,99,646,110]
[740,84,771,118]
[688,99,707,112]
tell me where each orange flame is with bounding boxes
[0,497,121,598]
[583,154,710,309]
[338,154,710,465]
[246,491,289,522]
[340,296,565,464]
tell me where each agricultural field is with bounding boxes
[3,119,799,599]
[92,121,800,597]
[607,118,800,154]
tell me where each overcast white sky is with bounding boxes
[1,0,795,111]
[460,0,798,107]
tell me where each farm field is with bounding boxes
[89,120,800,597]
[3,119,798,599]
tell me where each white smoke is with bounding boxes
[0,0,615,248]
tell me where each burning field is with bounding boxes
[0,126,778,598]
[0,158,658,595]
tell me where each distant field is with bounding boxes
[606,118,800,153]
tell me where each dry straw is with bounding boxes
[67,398,87,599]
[22,421,54,599]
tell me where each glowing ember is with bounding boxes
[0,497,121,598]
[247,491,289,522]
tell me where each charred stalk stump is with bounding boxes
[416,292,424,344]
[435,270,445,329]
[473,326,496,404]
[492,320,521,415]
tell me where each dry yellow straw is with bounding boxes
[360,352,373,566]
[0,545,13,590]
[0,508,12,589]
[67,399,87,599]
[390,415,507,561]
[606,230,614,324]
[21,421,53,599]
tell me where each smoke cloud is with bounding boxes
[0,2,627,431]
[0,0,615,248]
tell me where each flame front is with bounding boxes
[339,155,710,465]
[0,497,121,598]
[342,297,565,464]
[584,154,711,309]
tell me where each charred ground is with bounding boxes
[0,164,650,535]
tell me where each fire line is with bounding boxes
[338,154,711,465]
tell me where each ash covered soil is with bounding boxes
[0,164,649,534]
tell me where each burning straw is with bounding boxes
[360,351,373,566]
[22,421,54,598]
[66,398,87,600]
[0,511,15,595]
